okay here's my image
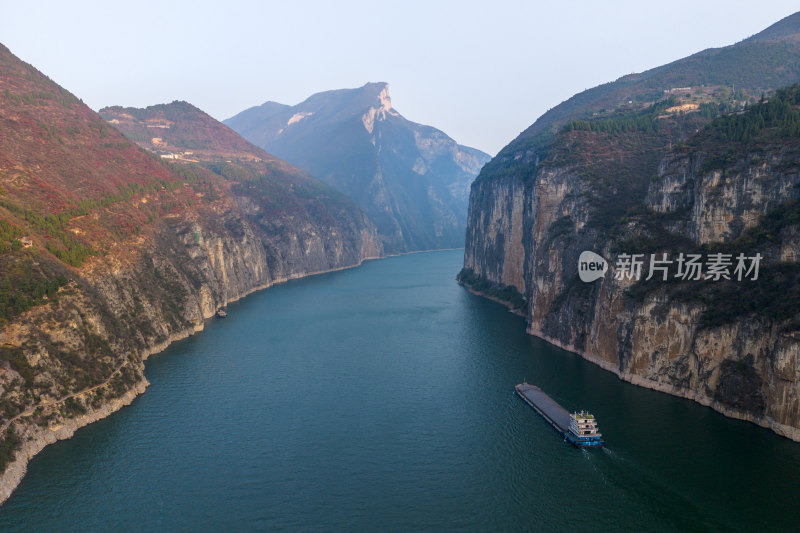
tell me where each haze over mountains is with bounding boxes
[225,83,490,253]
[97,100,382,268]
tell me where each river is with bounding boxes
[1,250,798,531]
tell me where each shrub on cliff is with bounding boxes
[0,424,21,473]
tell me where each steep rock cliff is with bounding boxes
[462,86,800,441]
[463,173,527,293]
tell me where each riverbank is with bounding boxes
[0,246,475,505]
[4,248,799,531]
[460,281,800,443]
[458,284,526,318]
[0,251,387,506]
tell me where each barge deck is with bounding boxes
[515,382,604,447]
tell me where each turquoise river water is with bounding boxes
[0,250,799,532]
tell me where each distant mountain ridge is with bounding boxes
[99,100,382,273]
[481,10,800,184]
[225,83,490,253]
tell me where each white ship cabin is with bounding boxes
[568,411,601,438]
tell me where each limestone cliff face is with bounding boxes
[0,198,380,504]
[231,193,381,278]
[463,174,527,293]
[648,150,800,244]
[463,136,800,442]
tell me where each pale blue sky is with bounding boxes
[1,1,798,154]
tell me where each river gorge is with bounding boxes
[0,250,798,532]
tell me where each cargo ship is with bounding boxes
[515,383,604,448]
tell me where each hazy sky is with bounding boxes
[1,1,798,155]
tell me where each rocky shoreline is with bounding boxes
[458,283,526,318]
[462,282,800,443]
[0,376,147,504]
[0,254,383,506]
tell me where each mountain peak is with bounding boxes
[359,82,395,133]
[374,82,392,112]
[225,83,490,253]
[359,81,389,100]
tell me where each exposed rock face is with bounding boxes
[647,151,800,244]
[225,82,491,253]
[463,174,527,293]
[463,130,800,441]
